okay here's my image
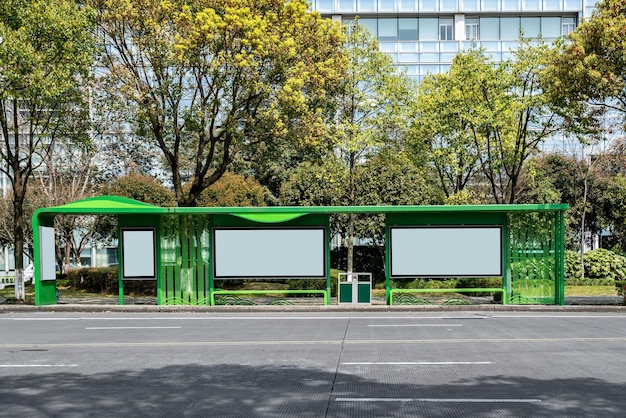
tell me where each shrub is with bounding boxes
[67,267,156,296]
[583,249,626,281]
[564,250,583,280]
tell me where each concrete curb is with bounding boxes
[0,303,625,313]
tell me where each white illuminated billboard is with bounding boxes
[122,228,156,280]
[213,228,326,278]
[390,226,502,277]
[39,226,56,281]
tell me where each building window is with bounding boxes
[439,18,453,40]
[562,17,576,36]
[399,18,419,41]
[358,0,376,11]
[379,18,398,41]
[465,18,479,40]
[316,0,334,12]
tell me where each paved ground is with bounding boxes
[1,311,625,417]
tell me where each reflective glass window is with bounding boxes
[316,0,334,12]
[359,18,378,36]
[522,0,541,10]
[399,42,418,52]
[379,0,396,11]
[420,53,439,62]
[466,18,479,40]
[500,17,520,39]
[398,0,418,11]
[420,0,439,11]
[562,17,576,35]
[521,17,541,38]
[420,41,439,52]
[502,0,520,10]
[541,17,561,38]
[419,18,439,40]
[399,53,420,62]
[543,0,561,10]
[379,18,398,41]
[439,18,454,40]
[359,0,377,11]
[399,18,419,40]
[440,0,457,11]
[480,17,500,39]
[482,0,500,10]
[461,0,480,10]
[338,0,355,11]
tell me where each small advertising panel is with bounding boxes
[390,226,502,277]
[39,226,56,281]
[213,227,326,278]
[121,228,156,280]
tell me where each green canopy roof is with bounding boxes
[33,195,568,223]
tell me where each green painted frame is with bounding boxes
[32,196,567,306]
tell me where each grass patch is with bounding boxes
[565,285,617,297]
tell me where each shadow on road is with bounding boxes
[1,363,624,417]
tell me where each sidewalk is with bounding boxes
[0,295,624,312]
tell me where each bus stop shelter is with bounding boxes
[32,196,567,306]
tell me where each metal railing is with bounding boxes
[389,287,505,306]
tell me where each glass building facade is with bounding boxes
[312,0,596,82]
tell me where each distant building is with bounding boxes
[312,0,592,82]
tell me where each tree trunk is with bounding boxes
[580,176,588,280]
[12,178,25,300]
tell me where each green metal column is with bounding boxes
[555,210,566,306]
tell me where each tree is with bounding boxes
[100,173,177,207]
[94,173,177,245]
[545,0,626,119]
[0,0,95,298]
[94,0,347,207]
[196,171,268,207]
[34,138,100,273]
[330,22,416,272]
[410,44,566,204]
[353,151,442,246]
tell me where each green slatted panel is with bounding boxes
[160,215,210,305]
[508,213,556,305]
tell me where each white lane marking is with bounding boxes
[335,398,541,403]
[492,315,626,318]
[342,361,493,365]
[367,324,463,327]
[1,316,484,321]
[85,326,182,330]
[10,318,80,321]
[0,364,78,368]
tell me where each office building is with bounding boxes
[312,0,594,82]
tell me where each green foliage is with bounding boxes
[616,280,626,297]
[67,267,155,296]
[196,171,269,207]
[545,0,626,117]
[410,42,563,204]
[583,248,626,281]
[67,267,118,294]
[100,174,176,207]
[95,0,347,207]
[564,250,583,280]
[331,246,385,284]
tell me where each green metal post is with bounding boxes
[555,210,565,306]
[208,216,215,306]
[502,220,509,306]
[118,240,124,305]
[385,222,391,305]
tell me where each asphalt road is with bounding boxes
[1,311,625,417]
